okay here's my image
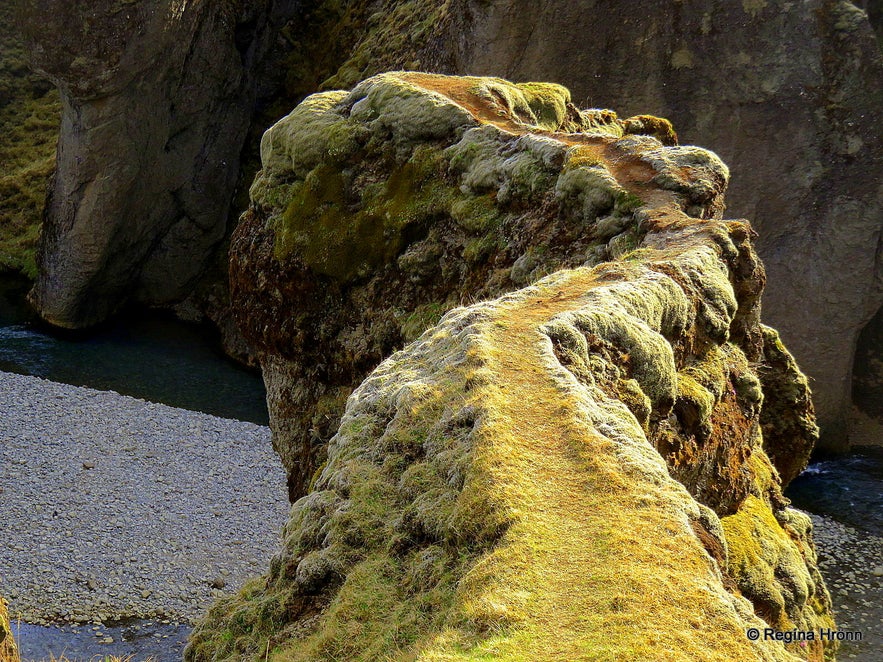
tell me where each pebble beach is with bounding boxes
[0,371,289,628]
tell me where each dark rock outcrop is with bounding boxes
[437,0,883,451]
[16,0,291,337]
[190,73,832,662]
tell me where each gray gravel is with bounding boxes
[810,513,883,662]
[0,371,289,626]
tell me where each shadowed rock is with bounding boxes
[16,0,289,333]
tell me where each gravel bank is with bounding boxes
[810,513,883,661]
[0,371,289,626]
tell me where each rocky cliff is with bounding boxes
[438,0,883,451]
[187,73,833,661]
[14,0,297,355]
[13,0,882,449]
[0,598,19,662]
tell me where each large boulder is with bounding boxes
[189,72,832,661]
[436,0,883,451]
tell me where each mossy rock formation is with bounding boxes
[0,598,19,662]
[192,73,833,661]
[441,0,883,452]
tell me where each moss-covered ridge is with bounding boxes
[192,212,831,661]
[197,73,831,661]
[234,72,724,498]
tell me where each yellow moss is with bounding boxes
[193,73,828,662]
[515,82,571,131]
[721,494,833,655]
[273,145,452,280]
[0,597,19,662]
[676,371,716,433]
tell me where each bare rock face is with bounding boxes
[16,0,287,329]
[436,0,883,451]
[192,73,832,661]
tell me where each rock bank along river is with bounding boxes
[0,371,289,657]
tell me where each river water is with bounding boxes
[1,278,271,661]
[2,277,881,660]
[0,277,268,425]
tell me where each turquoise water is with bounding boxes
[0,277,268,425]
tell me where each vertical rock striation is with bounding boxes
[16,0,290,332]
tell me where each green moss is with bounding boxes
[0,4,60,278]
[675,372,715,437]
[399,301,449,343]
[515,82,570,131]
[273,144,453,281]
[463,234,501,265]
[320,0,451,90]
[450,194,502,233]
[721,494,834,652]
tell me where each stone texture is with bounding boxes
[190,73,831,662]
[435,0,883,451]
[15,0,290,338]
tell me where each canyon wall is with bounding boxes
[12,1,881,447]
[14,0,301,358]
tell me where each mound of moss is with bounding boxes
[191,73,831,661]
[0,4,59,279]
